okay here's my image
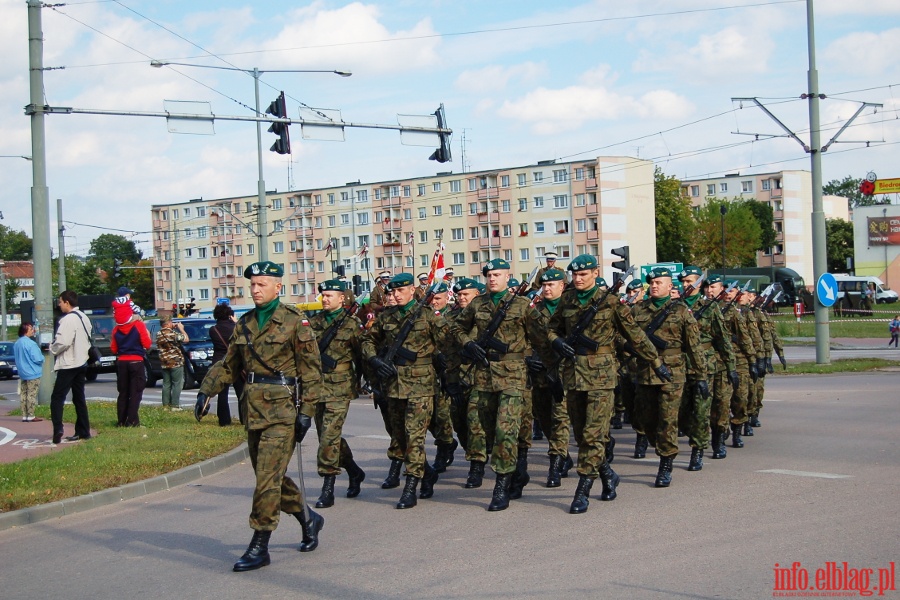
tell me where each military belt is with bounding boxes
[247,372,297,385]
[575,344,615,356]
[486,351,525,362]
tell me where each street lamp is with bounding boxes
[149,61,351,261]
[720,203,728,275]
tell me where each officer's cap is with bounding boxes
[453,278,479,293]
[595,277,608,288]
[543,252,558,260]
[445,268,455,275]
[378,271,391,279]
[626,279,644,291]
[482,258,510,275]
[387,273,414,290]
[539,268,566,283]
[418,273,429,281]
[707,274,724,285]
[678,266,703,280]
[318,279,346,293]
[645,266,673,282]
[244,261,283,279]
[567,254,598,272]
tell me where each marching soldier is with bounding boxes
[415,273,430,301]
[705,276,743,459]
[369,271,392,313]
[441,278,482,455]
[549,255,670,513]
[740,288,765,440]
[427,281,460,473]
[631,267,707,488]
[308,280,366,508]
[374,290,404,489]
[362,273,461,509]
[723,282,757,449]
[196,261,324,572]
[531,251,559,291]
[748,290,775,431]
[336,275,356,306]
[455,259,545,511]
[677,268,736,471]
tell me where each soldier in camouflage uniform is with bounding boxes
[308,280,366,509]
[746,289,774,433]
[362,273,462,509]
[374,290,405,489]
[196,261,324,573]
[427,281,460,473]
[549,256,670,513]
[723,282,758,449]
[619,279,649,457]
[677,268,736,471]
[705,276,743,459]
[455,259,546,511]
[632,267,707,488]
[442,278,482,455]
[739,288,766,440]
[527,268,574,488]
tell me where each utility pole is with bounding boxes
[0,263,6,342]
[172,219,180,315]
[57,198,66,293]
[26,0,55,404]
[253,68,268,262]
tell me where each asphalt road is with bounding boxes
[1,372,898,599]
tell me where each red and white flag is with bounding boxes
[324,238,334,257]
[406,232,415,257]
[357,242,369,259]
[427,242,446,284]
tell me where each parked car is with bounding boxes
[0,341,18,379]
[85,314,117,382]
[145,318,216,389]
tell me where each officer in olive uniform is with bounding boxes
[415,273,429,301]
[549,255,670,513]
[308,279,366,508]
[369,271,391,313]
[427,281,460,473]
[631,267,707,488]
[723,282,757,449]
[362,273,461,509]
[531,252,559,291]
[455,259,546,511]
[527,268,574,488]
[677,268,736,472]
[196,261,324,572]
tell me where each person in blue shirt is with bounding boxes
[13,322,44,422]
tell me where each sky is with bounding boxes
[1,0,899,259]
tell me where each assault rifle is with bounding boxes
[318,302,359,373]
[378,280,443,369]
[564,265,636,355]
[721,280,752,313]
[635,272,706,351]
[692,280,737,320]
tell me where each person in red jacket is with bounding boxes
[110,303,152,426]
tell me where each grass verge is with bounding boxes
[773,317,891,339]
[1,402,244,513]
[771,358,900,375]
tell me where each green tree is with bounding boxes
[63,257,108,295]
[689,199,762,270]
[2,275,19,309]
[654,168,694,263]
[823,175,887,208]
[825,218,854,273]
[741,199,776,251]
[0,224,33,260]
[89,234,142,267]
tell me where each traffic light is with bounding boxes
[333,265,346,278]
[352,274,362,296]
[113,257,123,278]
[266,92,291,155]
[428,104,451,164]
[611,245,630,273]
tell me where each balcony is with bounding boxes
[295,248,316,258]
[218,275,237,286]
[477,211,500,224]
[768,187,783,199]
[216,253,234,266]
[587,229,599,241]
[379,195,402,207]
[479,236,501,248]
[156,279,167,289]
[585,178,598,189]
[296,271,317,282]
[382,243,405,255]
[381,218,404,233]
[586,203,599,215]
[477,187,500,200]
[293,227,315,239]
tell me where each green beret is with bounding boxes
[678,266,703,280]
[746,286,758,294]
[475,282,487,293]
[626,279,644,291]
[318,279,346,293]
[707,274,724,285]
[646,266,672,282]
[672,280,684,292]
[539,268,566,283]
[387,272,415,290]
[595,277,608,288]
[526,289,540,299]
[507,278,520,289]
[244,261,283,279]
[434,282,448,293]
[725,279,740,288]
[567,254,598,272]
[452,278,479,293]
[482,258,511,275]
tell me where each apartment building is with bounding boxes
[150,156,656,314]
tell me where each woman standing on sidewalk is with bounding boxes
[13,322,44,422]
[210,304,244,425]
[889,315,899,348]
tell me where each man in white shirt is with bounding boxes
[49,290,93,444]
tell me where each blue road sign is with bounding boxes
[816,273,838,307]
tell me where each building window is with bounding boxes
[503,224,511,237]
[272,199,282,210]
[403,208,412,220]
[328,193,335,205]
[419,231,428,243]
[341,213,350,225]
[520,248,530,261]
[420,254,429,266]
[291,284,299,296]
[517,173,526,186]
[720,183,728,193]
[247,244,254,255]
[553,169,567,183]
[742,180,753,193]
[467,178,477,192]
[535,222,545,234]
[328,215,336,227]
[691,185,700,197]
[185,269,193,279]
[433,205,443,216]
[272,241,283,254]
[341,236,350,248]
[575,194,585,206]
[576,219,586,232]
[575,168,584,180]
[403,185,411,197]
[519,223,528,236]
[471,251,480,263]
[198,247,207,259]
[534,196,544,208]
[452,228,464,241]
[374,234,383,245]
[235,245,242,256]
[453,252,464,265]
[418,207,427,219]
[501,199,510,213]
[418,184,426,196]
[553,195,569,209]
[555,220,569,233]
[469,227,479,239]
[707,184,716,196]
[184,248,192,258]
[433,182,442,192]
[451,203,462,216]
[500,175,509,188]
[357,212,369,225]
[762,179,771,191]
[558,245,571,258]
[518,198,528,212]
[469,202,478,215]
[357,190,368,203]
[450,180,462,193]
[533,172,543,183]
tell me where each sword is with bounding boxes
[295,435,311,523]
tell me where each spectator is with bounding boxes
[210,304,244,425]
[890,315,900,348]
[156,315,189,411]
[110,302,152,426]
[49,290,93,444]
[13,322,44,422]
[113,286,143,317]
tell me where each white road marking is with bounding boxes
[757,469,852,479]
[353,434,392,441]
[0,426,16,446]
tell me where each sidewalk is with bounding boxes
[0,404,98,464]
[783,336,897,350]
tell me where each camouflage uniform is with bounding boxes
[527,301,571,463]
[723,301,756,429]
[742,305,765,428]
[750,307,774,421]
[199,303,323,532]
[156,326,186,408]
[444,304,470,451]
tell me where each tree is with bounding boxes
[741,199,776,251]
[2,275,19,309]
[689,199,762,271]
[0,224,33,260]
[823,175,887,208]
[654,168,694,263]
[89,234,142,267]
[825,218,854,273]
[63,257,108,296]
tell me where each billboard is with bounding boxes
[867,216,900,246]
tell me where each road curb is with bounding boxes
[0,442,249,531]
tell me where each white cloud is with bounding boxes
[634,26,773,79]
[817,0,900,15]
[822,28,900,77]
[454,62,546,94]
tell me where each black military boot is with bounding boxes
[419,463,439,499]
[711,427,726,459]
[465,460,485,488]
[432,438,458,473]
[532,420,544,440]
[488,473,513,512]
[315,475,336,508]
[295,507,324,552]
[561,454,574,478]
[611,411,624,430]
[569,476,593,514]
[396,475,420,509]
[749,415,761,428]
[345,459,366,498]
[381,458,403,489]
[634,434,649,459]
[233,530,272,572]
[654,456,674,488]
[731,423,744,448]
[546,454,563,488]
[508,449,530,500]
[605,436,616,464]
[598,461,619,501]
[687,447,704,471]
[743,421,755,436]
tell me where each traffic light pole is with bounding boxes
[253,68,268,262]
